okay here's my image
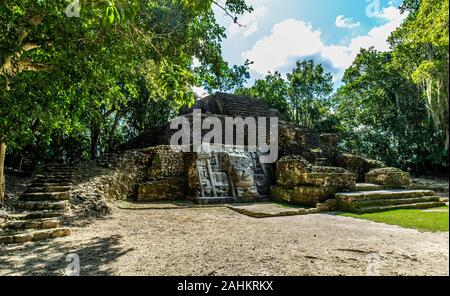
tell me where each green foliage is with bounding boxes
[332,0,449,174]
[333,48,447,173]
[0,0,252,163]
[390,0,449,148]
[236,71,290,115]
[238,60,337,133]
[341,207,449,232]
[287,60,333,127]
[200,60,251,93]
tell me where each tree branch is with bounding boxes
[212,0,245,27]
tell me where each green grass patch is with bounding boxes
[340,207,449,232]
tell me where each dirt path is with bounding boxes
[0,207,448,276]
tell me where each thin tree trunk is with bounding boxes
[108,112,121,151]
[0,143,6,204]
[90,121,100,160]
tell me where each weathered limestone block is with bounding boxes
[335,154,366,180]
[184,153,201,198]
[365,167,411,188]
[320,133,339,160]
[33,231,51,241]
[13,233,33,243]
[279,124,320,156]
[276,156,356,190]
[366,158,386,171]
[146,145,185,179]
[280,171,356,190]
[276,156,312,183]
[50,228,71,238]
[272,186,336,206]
[335,153,385,181]
[316,199,338,212]
[0,236,13,244]
[137,177,185,201]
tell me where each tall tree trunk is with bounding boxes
[0,143,6,204]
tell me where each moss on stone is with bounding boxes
[272,185,336,206]
[137,177,185,201]
[365,167,411,187]
[276,156,356,190]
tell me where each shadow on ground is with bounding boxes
[0,234,133,275]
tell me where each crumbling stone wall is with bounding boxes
[144,145,185,179]
[185,152,202,198]
[72,151,149,214]
[320,133,339,161]
[272,155,356,206]
[365,167,411,188]
[137,146,186,202]
[278,123,320,157]
[335,153,385,182]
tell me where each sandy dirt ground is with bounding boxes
[0,206,448,276]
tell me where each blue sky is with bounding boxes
[208,0,407,91]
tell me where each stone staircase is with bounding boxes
[315,157,329,166]
[221,96,274,118]
[0,164,75,244]
[336,184,445,213]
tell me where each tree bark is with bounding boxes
[0,143,6,204]
[108,112,121,151]
[90,121,100,160]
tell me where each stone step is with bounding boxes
[0,228,71,244]
[31,182,73,187]
[34,177,73,183]
[356,183,384,191]
[19,192,70,201]
[351,202,446,214]
[226,108,268,113]
[41,170,75,174]
[38,171,74,176]
[223,101,267,108]
[26,186,72,193]
[352,196,441,208]
[44,169,77,173]
[335,189,435,203]
[36,173,74,178]
[9,210,65,220]
[195,197,235,205]
[10,200,68,211]
[45,164,77,168]
[0,218,60,231]
[44,166,77,169]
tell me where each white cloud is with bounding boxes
[349,6,406,53]
[242,19,324,74]
[335,15,361,28]
[375,5,403,21]
[228,6,268,38]
[243,6,408,77]
[192,86,209,98]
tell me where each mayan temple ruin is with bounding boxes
[129,93,445,210]
[1,92,446,246]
